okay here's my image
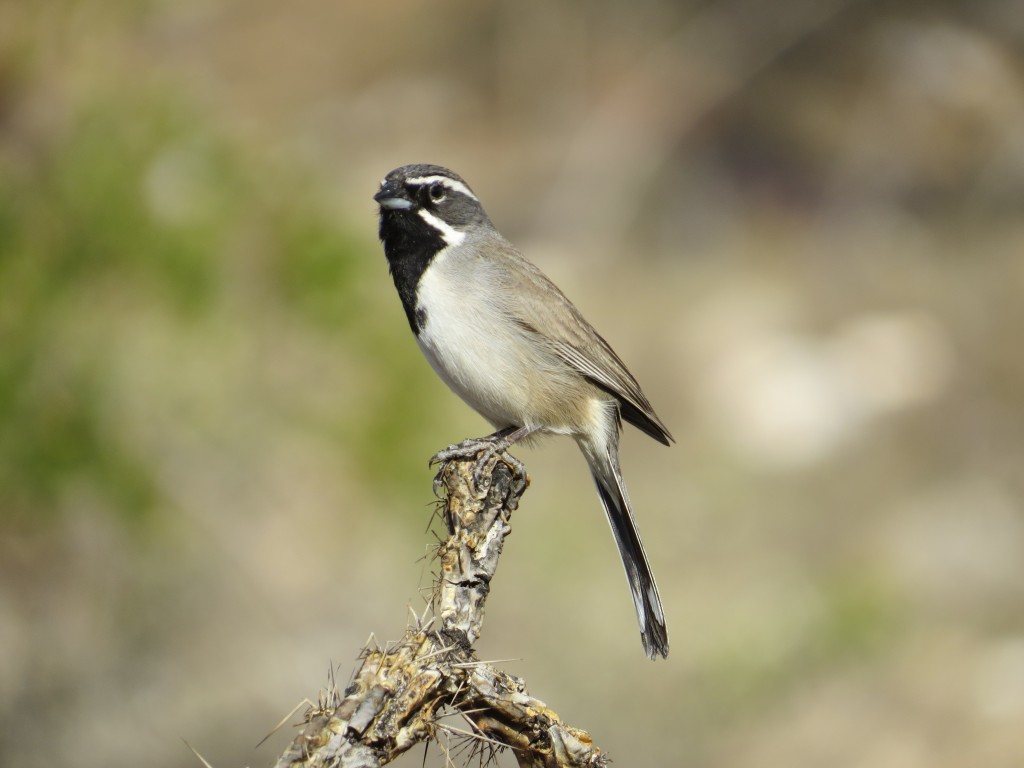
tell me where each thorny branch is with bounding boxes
[273,451,606,768]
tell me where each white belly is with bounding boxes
[415,255,528,428]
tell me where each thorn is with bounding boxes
[449,658,522,668]
[182,738,216,768]
[254,698,316,749]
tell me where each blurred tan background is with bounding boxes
[2,1,1023,766]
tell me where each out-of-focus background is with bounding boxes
[2,1,1023,766]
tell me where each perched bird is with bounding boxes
[374,164,673,659]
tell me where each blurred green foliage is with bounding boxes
[0,86,437,532]
[0,93,213,529]
[698,570,900,722]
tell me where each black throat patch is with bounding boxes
[379,210,446,334]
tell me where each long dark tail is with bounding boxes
[580,431,669,659]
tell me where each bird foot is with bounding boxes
[431,425,535,496]
[430,435,513,488]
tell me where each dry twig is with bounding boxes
[273,451,606,768]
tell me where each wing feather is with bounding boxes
[488,239,674,445]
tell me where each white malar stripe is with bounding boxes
[405,175,478,201]
[418,208,466,247]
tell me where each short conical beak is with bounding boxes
[374,182,413,210]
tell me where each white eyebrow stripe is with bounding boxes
[406,175,478,201]
[417,208,466,247]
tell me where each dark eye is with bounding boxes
[427,182,446,203]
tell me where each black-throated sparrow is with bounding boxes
[374,164,672,659]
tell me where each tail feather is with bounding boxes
[582,435,669,659]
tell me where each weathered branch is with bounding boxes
[273,451,606,768]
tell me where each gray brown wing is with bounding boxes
[491,242,674,445]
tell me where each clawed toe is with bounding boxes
[469,448,499,486]
[429,437,499,467]
[430,426,535,494]
[430,436,514,492]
